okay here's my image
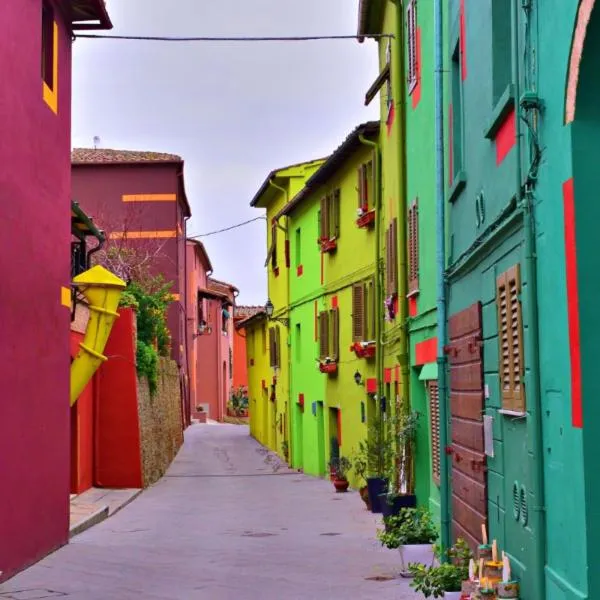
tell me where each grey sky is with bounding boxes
[72,0,379,304]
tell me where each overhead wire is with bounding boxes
[75,33,394,42]
[187,216,266,239]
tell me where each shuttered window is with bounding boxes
[271,222,278,269]
[358,161,374,210]
[352,279,376,342]
[319,191,341,241]
[386,218,399,296]
[407,0,417,94]
[496,265,525,413]
[408,200,419,293]
[269,326,281,368]
[319,311,330,360]
[330,308,340,360]
[428,380,441,485]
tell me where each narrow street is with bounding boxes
[2,424,418,600]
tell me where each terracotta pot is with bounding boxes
[398,543,435,576]
[359,486,371,509]
[333,478,349,493]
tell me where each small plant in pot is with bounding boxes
[329,456,352,493]
[352,454,371,509]
[377,507,438,576]
[408,538,473,598]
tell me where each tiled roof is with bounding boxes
[208,278,238,296]
[234,306,264,319]
[72,148,183,165]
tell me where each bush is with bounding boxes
[136,340,158,394]
[377,507,438,549]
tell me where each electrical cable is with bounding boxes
[75,33,394,43]
[188,216,266,239]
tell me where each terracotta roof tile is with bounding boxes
[234,306,264,319]
[208,278,238,296]
[72,148,183,164]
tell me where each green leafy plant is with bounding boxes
[229,385,249,415]
[329,456,352,481]
[409,538,473,598]
[377,507,438,550]
[395,409,420,496]
[355,405,397,480]
[136,340,158,394]
[119,290,139,310]
[281,440,289,461]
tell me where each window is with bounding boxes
[451,43,464,180]
[318,309,340,361]
[261,323,267,353]
[496,265,525,413]
[491,0,512,105]
[197,293,207,332]
[386,218,399,296]
[295,323,302,361]
[407,0,417,93]
[271,222,278,270]
[269,326,281,368]
[42,1,58,113]
[408,201,419,293]
[358,160,374,211]
[319,190,341,241]
[427,380,441,484]
[222,305,230,334]
[352,279,375,342]
[295,227,302,267]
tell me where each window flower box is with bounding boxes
[356,209,376,228]
[320,238,337,253]
[319,359,338,374]
[350,341,376,359]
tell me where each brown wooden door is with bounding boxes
[447,302,486,552]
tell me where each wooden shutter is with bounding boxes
[268,328,275,367]
[407,0,417,93]
[320,197,329,241]
[319,311,330,359]
[332,190,341,238]
[274,325,281,368]
[408,201,419,293]
[271,222,278,268]
[496,265,525,412]
[367,159,374,209]
[367,278,375,341]
[358,166,365,209]
[331,308,340,360]
[352,283,365,342]
[391,218,398,294]
[428,380,441,485]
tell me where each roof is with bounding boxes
[236,310,267,330]
[72,148,192,218]
[280,121,380,217]
[357,0,385,41]
[249,158,328,208]
[186,239,213,274]
[208,278,239,296]
[234,306,264,320]
[71,0,112,31]
[72,148,183,165]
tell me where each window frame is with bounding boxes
[407,0,418,94]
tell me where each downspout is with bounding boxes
[267,179,292,459]
[183,216,192,428]
[359,134,383,408]
[434,0,451,554]
[513,1,545,597]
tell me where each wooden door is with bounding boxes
[447,302,487,551]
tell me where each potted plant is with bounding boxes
[329,456,352,492]
[379,410,420,519]
[353,453,371,509]
[329,437,340,481]
[408,538,473,598]
[377,507,438,576]
[355,402,396,513]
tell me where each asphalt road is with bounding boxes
[1,423,419,599]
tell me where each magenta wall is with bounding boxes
[0,0,73,580]
[71,164,188,371]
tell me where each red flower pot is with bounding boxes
[333,478,349,493]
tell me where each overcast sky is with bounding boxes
[72,0,379,305]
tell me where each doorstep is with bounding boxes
[69,487,142,538]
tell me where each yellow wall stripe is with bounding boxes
[122,194,177,203]
[61,286,71,308]
[42,21,59,114]
[109,230,177,240]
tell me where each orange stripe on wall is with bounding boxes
[109,230,177,239]
[122,194,177,202]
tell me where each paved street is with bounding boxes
[1,424,418,600]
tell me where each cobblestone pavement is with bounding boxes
[1,424,419,600]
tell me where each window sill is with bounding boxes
[320,238,337,254]
[318,361,338,374]
[356,209,376,229]
[484,84,515,140]
[407,288,420,299]
[448,170,467,204]
[350,341,376,359]
[498,408,527,418]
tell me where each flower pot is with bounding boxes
[366,477,388,513]
[379,493,417,520]
[398,543,435,576]
[359,486,371,509]
[333,478,349,493]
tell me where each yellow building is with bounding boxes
[248,159,325,457]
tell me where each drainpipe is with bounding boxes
[513,0,545,597]
[434,0,451,555]
[359,134,383,408]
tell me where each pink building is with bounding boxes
[186,239,237,422]
[0,0,111,582]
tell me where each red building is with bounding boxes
[186,239,238,422]
[0,0,111,582]
[71,149,192,423]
